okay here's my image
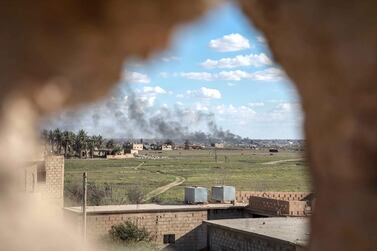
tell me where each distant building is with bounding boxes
[106,148,137,159]
[214,143,224,149]
[132,143,143,151]
[162,144,173,150]
[106,153,135,159]
[92,148,112,158]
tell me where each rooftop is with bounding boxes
[204,217,309,246]
[65,203,247,215]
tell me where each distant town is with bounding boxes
[41,128,305,159]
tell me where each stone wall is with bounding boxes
[207,224,297,251]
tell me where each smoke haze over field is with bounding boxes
[42,86,246,144]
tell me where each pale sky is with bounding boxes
[44,2,303,139]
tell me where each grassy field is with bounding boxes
[64,149,311,206]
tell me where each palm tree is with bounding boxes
[53,128,63,154]
[62,130,76,157]
[87,136,95,158]
[47,130,54,152]
[94,135,104,149]
[75,129,88,158]
[106,139,114,149]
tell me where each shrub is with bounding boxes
[65,181,110,206]
[109,221,151,243]
[127,185,144,204]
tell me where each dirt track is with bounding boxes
[143,176,185,202]
[262,158,304,165]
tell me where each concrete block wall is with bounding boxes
[38,155,64,208]
[207,225,296,251]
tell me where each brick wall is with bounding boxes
[68,210,207,251]
[207,225,297,251]
[236,191,311,203]
[248,196,290,216]
[247,197,310,217]
[288,201,308,216]
[65,206,249,251]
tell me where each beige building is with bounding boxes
[132,143,144,151]
[162,144,173,150]
[214,143,224,149]
[106,153,135,159]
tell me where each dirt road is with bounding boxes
[262,158,304,165]
[143,176,185,202]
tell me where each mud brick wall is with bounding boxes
[207,225,297,251]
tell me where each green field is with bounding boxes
[64,149,311,206]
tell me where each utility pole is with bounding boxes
[82,172,87,241]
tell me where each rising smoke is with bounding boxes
[43,85,245,144]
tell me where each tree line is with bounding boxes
[41,129,116,158]
[41,128,182,158]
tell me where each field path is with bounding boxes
[133,162,145,170]
[143,176,185,202]
[262,158,304,165]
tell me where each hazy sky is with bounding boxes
[44,2,303,139]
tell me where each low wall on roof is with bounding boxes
[248,196,290,216]
[206,224,298,251]
[247,196,310,217]
[236,191,311,203]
